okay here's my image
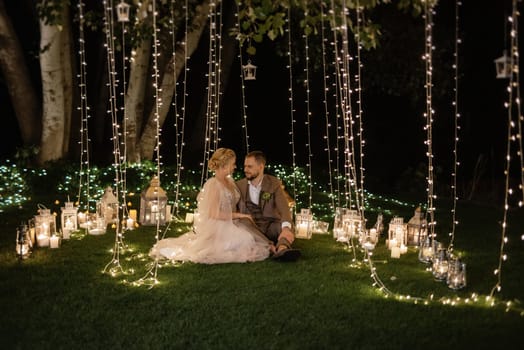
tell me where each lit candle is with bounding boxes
[165,205,172,222]
[129,209,137,221]
[389,238,398,249]
[185,213,194,223]
[296,223,309,238]
[49,235,60,249]
[37,234,50,247]
[400,244,408,254]
[126,217,134,230]
[369,228,377,243]
[391,246,401,258]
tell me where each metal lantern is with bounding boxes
[242,60,257,80]
[333,207,347,240]
[116,1,131,22]
[418,236,437,264]
[98,186,119,224]
[312,220,329,234]
[406,207,427,246]
[34,205,56,247]
[295,208,313,239]
[388,217,406,248]
[139,176,168,226]
[342,209,362,239]
[16,223,32,259]
[494,51,512,79]
[447,257,467,290]
[432,247,449,281]
[60,201,78,240]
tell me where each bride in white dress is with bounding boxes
[150,148,272,264]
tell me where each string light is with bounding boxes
[235,2,250,154]
[286,5,298,212]
[303,9,314,209]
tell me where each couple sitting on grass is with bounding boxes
[150,148,300,264]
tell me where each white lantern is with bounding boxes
[139,176,168,226]
[242,60,257,80]
[388,216,406,248]
[342,209,362,239]
[34,205,56,247]
[494,51,512,79]
[98,186,119,224]
[312,220,329,234]
[406,207,427,246]
[116,1,131,22]
[295,208,313,239]
[333,207,347,240]
[15,223,32,259]
[60,201,78,239]
[447,257,467,290]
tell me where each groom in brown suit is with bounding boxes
[236,151,300,261]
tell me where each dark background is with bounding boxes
[0,0,520,197]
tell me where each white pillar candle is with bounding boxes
[391,246,401,259]
[185,213,194,223]
[37,234,50,247]
[165,205,172,222]
[62,228,71,240]
[129,209,137,221]
[400,244,408,254]
[126,217,134,230]
[50,235,60,249]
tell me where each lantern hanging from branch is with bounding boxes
[34,205,56,247]
[116,1,131,22]
[242,60,257,80]
[61,201,78,240]
[494,51,512,79]
[139,176,168,226]
[15,223,31,259]
[295,208,313,239]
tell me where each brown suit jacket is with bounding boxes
[236,174,293,226]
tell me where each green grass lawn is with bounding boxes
[1,193,523,349]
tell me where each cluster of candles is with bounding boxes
[419,238,467,290]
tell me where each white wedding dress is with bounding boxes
[150,177,271,264]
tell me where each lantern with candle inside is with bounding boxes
[447,257,466,290]
[34,205,56,247]
[406,207,427,246]
[295,209,313,239]
[432,247,449,281]
[15,223,32,259]
[312,220,329,234]
[418,236,437,264]
[97,186,119,224]
[139,176,168,226]
[494,51,512,79]
[342,209,362,239]
[242,60,257,80]
[388,217,406,249]
[116,1,130,22]
[60,201,78,239]
[49,234,61,249]
[333,207,347,240]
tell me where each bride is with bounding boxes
[150,148,273,264]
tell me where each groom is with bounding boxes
[236,151,300,261]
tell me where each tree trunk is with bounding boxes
[61,5,73,157]
[0,0,41,147]
[138,0,211,161]
[38,11,66,164]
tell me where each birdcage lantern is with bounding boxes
[342,209,362,239]
[406,207,427,246]
[494,51,512,79]
[388,216,406,248]
[15,223,32,259]
[116,1,131,22]
[242,60,257,80]
[34,205,56,247]
[295,208,313,239]
[98,186,119,224]
[139,176,168,226]
[432,247,449,281]
[60,201,78,240]
[447,257,467,290]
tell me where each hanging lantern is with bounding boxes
[34,205,56,247]
[116,1,131,22]
[98,186,119,224]
[388,216,406,249]
[419,236,437,264]
[494,51,512,79]
[60,201,78,240]
[295,208,313,239]
[432,247,449,281]
[447,257,467,290]
[242,60,257,80]
[406,207,427,246]
[139,176,168,226]
[15,223,32,259]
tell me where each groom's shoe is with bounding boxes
[272,237,301,262]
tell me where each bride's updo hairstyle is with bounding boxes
[208,148,236,171]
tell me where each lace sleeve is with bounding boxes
[197,178,233,221]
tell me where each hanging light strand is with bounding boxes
[286,5,298,211]
[448,0,462,252]
[76,0,91,213]
[303,8,314,209]
[235,2,250,153]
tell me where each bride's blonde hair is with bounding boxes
[208,148,236,171]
